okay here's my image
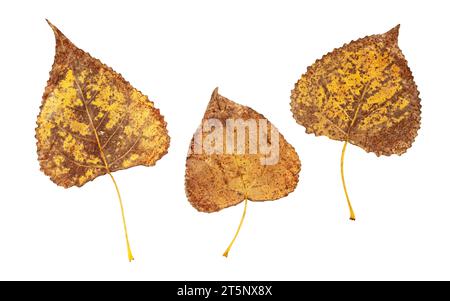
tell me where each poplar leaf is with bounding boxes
[36,20,170,261]
[185,88,300,256]
[290,25,421,220]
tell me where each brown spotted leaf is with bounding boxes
[36,20,170,261]
[185,88,300,256]
[290,25,421,220]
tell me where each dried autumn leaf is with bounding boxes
[290,25,421,220]
[185,88,300,256]
[36,20,170,261]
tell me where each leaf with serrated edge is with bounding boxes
[36,20,170,261]
[290,25,421,220]
[185,88,300,256]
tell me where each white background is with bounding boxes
[0,0,448,280]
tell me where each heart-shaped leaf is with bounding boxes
[290,25,421,220]
[186,88,300,256]
[36,20,170,261]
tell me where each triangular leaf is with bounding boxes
[185,88,300,256]
[290,25,421,220]
[36,20,170,261]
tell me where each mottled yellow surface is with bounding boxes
[291,25,421,156]
[36,22,170,188]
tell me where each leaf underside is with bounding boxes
[185,88,301,213]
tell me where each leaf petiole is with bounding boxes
[340,141,355,221]
[223,199,248,257]
[109,173,134,262]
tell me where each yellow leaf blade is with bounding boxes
[36,20,170,188]
[36,20,170,261]
[291,25,421,156]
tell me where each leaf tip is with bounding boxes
[212,87,220,98]
[45,19,56,32]
[45,19,65,40]
[207,87,221,109]
[385,24,400,42]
